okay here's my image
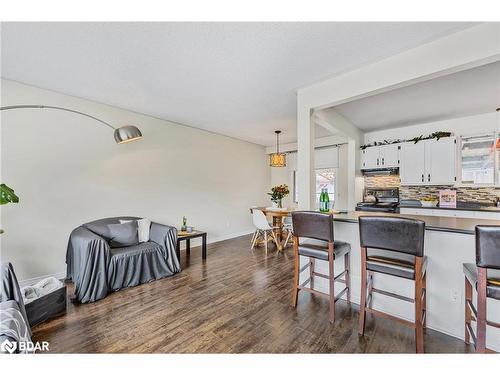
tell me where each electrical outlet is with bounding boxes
[226,221,230,228]
[451,290,459,302]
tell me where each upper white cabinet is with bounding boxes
[361,144,400,169]
[425,137,456,185]
[379,144,400,168]
[400,142,426,184]
[400,138,456,186]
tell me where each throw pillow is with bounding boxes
[107,221,139,248]
[120,218,151,243]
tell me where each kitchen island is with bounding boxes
[301,211,500,352]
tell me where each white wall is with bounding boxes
[364,111,499,144]
[0,80,269,280]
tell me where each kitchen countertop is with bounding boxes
[399,203,500,213]
[332,211,500,235]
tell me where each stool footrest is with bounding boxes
[366,307,415,328]
[334,269,348,281]
[487,320,500,329]
[372,287,414,303]
[334,287,348,302]
[298,285,329,300]
[300,263,311,273]
[300,277,311,288]
[466,299,477,319]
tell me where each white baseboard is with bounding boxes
[208,229,254,244]
[19,270,67,288]
[177,229,254,250]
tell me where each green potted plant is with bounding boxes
[0,183,19,235]
[0,183,19,205]
[267,184,289,209]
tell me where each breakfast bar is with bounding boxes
[297,211,500,352]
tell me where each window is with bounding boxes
[315,168,335,203]
[460,134,495,185]
[292,168,335,204]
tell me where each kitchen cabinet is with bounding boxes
[425,137,456,185]
[400,142,426,185]
[400,207,500,220]
[361,144,400,169]
[400,138,456,186]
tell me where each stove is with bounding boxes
[355,187,400,213]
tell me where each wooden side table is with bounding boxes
[176,230,207,260]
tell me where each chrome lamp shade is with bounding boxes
[114,125,143,144]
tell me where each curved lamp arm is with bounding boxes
[0,104,142,144]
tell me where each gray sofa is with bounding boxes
[66,217,181,303]
[1,262,32,353]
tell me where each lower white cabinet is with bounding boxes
[400,207,500,220]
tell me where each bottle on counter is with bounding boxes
[319,188,330,212]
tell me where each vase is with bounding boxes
[272,199,282,209]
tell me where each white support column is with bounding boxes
[296,100,315,209]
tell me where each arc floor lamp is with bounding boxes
[0,105,142,144]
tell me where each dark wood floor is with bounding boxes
[33,234,472,353]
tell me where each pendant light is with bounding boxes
[269,130,286,167]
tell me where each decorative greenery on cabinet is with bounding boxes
[360,131,452,150]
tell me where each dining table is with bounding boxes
[250,206,294,245]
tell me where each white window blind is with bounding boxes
[286,146,339,171]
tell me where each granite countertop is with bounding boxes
[399,202,500,213]
[332,211,500,235]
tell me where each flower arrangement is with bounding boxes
[267,184,289,208]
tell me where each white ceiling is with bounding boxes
[333,61,500,132]
[0,22,476,145]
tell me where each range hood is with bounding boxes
[361,167,399,176]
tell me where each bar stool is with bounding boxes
[291,211,351,323]
[463,225,500,353]
[358,216,427,353]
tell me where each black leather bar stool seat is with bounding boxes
[463,263,500,300]
[358,216,427,354]
[463,225,500,353]
[298,239,351,261]
[291,211,351,324]
[366,255,428,280]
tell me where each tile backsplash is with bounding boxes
[364,175,500,204]
[364,175,401,189]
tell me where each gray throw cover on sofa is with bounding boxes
[66,217,181,303]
